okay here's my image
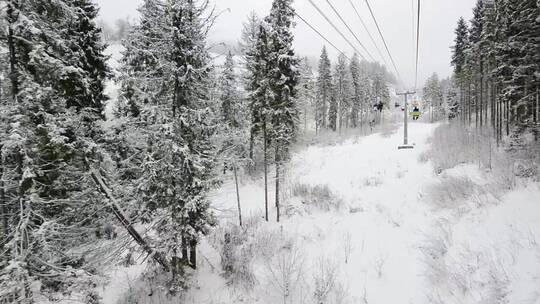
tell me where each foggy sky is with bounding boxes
[95,0,476,89]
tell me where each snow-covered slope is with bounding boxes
[98,42,540,304]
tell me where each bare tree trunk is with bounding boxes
[304,103,308,133]
[249,130,255,162]
[263,119,269,222]
[479,73,484,128]
[505,100,510,136]
[0,147,7,258]
[475,78,479,129]
[460,81,465,125]
[189,240,197,269]
[233,165,242,226]
[7,1,19,97]
[534,87,540,141]
[468,81,472,125]
[275,145,280,223]
[181,236,189,264]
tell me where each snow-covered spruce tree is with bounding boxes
[334,53,351,133]
[246,23,272,221]
[218,52,249,226]
[240,11,261,64]
[350,53,362,128]
[316,46,332,132]
[500,0,539,139]
[118,0,169,118]
[150,0,217,276]
[265,0,300,222]
[116,0,218,289]
[328,85,338,132]
[297,57,316,132]
[0,6,12,277]
[423,73,446,122]
[240,12,262,163]
[467,0,486,128]
[1,0,112,302]
[445,76,460,120]
[451,17,470,125]
[67,0,110,114]
[220,52,242,129]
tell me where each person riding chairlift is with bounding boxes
[411,106,421,121]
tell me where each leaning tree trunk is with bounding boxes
[233,165,242,226]
[91,169,170,271]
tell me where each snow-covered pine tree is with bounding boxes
[220,52,240,129]
[116,0,218,287]
[423,73,445,122]
[118,0,168,118]
[468,0,486,128]
[1,0,112,301]
[350,53,362,128]
[445,76,460,120]
[265,0,299,222]
[502,0,539,138]
[316,46,332,132]
[246,23,272,221]
[67,0,110,114]
[451,17,470,124]
[240,11,261,63]
[480,0,499,137]
[297,57,316,132]
[218,52,249,226]
[328,85,338,132]
[240,12,262,163]
[334,53,351,133]
[153,0,217,275]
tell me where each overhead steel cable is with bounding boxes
[414,0,421,90]
[294,11,349,59]
[364,0,403,84]
[307,0,366,60]
[324,0,375,61]
[412,0,416,73]
[348,0,389,66]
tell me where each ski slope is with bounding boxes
[97,110,540,303]
[196,121,436,303]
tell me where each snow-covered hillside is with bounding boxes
[102,120,540,304]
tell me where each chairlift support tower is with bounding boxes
[397,91,416,149]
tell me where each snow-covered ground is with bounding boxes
[98,44,540,304]
[101,116,540,303]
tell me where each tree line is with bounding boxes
[315,49,393,134]
[448,0,539,145]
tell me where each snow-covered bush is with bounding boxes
[210,222,258,290]
[263,243,306,304]
[424,176,475,210]
[363,176,383,187]
[422,123,539,183]
[312,257,338,304]
[291,183,344,212]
